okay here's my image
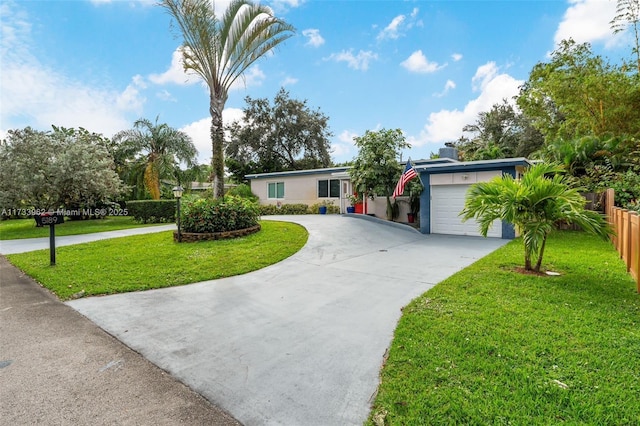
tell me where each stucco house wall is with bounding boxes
[246,167,352,210]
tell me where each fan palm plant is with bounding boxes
[461,163,611,272]
[113,117,197,200]
[160,0,295,197]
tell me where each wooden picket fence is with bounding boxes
[605,189,640,292]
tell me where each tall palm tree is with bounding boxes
[113,117,197,200]
[160,0,295,198]
[461,163,611,272]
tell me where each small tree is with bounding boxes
[113,117,197,200]
[349,129,410,219]
[460,163,611,272]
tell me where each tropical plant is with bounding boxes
[460,163,611,272]
[113,117,197,200]
[160,0,295,197]
[349,129,410,220]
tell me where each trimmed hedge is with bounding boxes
[126,200,176,223]
[309,203,340,214]
[181,195,259,233]
[258,203,312,215]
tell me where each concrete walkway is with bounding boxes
[0,224,176,255]
[64,215,507,426]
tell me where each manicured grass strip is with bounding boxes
[7,221,307,300]
[0,217,162,240]
[368,231,640,425]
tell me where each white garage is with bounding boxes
[429,170,503,238]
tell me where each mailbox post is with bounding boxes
[36,213,64,266]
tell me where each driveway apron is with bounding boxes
[67,215,507,426]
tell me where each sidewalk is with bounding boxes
[0,224,176,255]
[0,255,241,425]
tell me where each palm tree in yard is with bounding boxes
[160,0,295,198]
[114,117,197,200]
[460,163,611,272]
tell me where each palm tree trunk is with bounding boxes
[534,234,548,272]
[524,244,533,271]
[144,162,161,200]
[210,95,226,198]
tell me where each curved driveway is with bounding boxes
[67,215,507,426]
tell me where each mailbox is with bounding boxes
[35,212,64,227]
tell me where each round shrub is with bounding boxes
[180,195,260,233]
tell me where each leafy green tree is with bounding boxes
[113,117,197,200]
[461,163,611,272]
[457,100,544,161]
[226,88,333,182]
[349,129,410,219]
[160,0,295,197]
[517,39,640,142]
[0,127,124,213]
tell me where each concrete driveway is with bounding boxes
[67,215,507,426]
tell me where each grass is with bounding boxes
[0,217,161,240]
[367,231,640,425]
[6,220,308,300]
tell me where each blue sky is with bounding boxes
[0,0,635,165]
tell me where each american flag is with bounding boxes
[392,159,418,198]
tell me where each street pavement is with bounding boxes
[0,254,240,426]
[60,215,508,425]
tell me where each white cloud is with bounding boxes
[116,75,147,114]
[433,79,456,97]
[330,130,359,159]
[408,63,522,146]
[554,0,620,47]
[148,47,199,86]
[400,50,445,74]
[270,0,303,13]
[377,15,405,40]
[325,49,378,71]
[281,76,298,86]
[471,61,498,91]
[0,2,137,136]
[156,89,176,102]
[302,28,325,47]
[451,53,463,62]
[377,8,422,41]
[180,107,244,164]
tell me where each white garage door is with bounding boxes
[431,185,501,237]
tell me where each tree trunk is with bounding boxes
[534,234,548,272]
[524,244,532,271]
[210,95,226,198]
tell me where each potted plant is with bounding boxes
[319,199,333,214]
[346,194,358,214]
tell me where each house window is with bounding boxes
[318,179,340,198]
[268,182,285,199]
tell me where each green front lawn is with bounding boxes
[368,231,640,425]
[0,216,161,240]
[6,221,308,300]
